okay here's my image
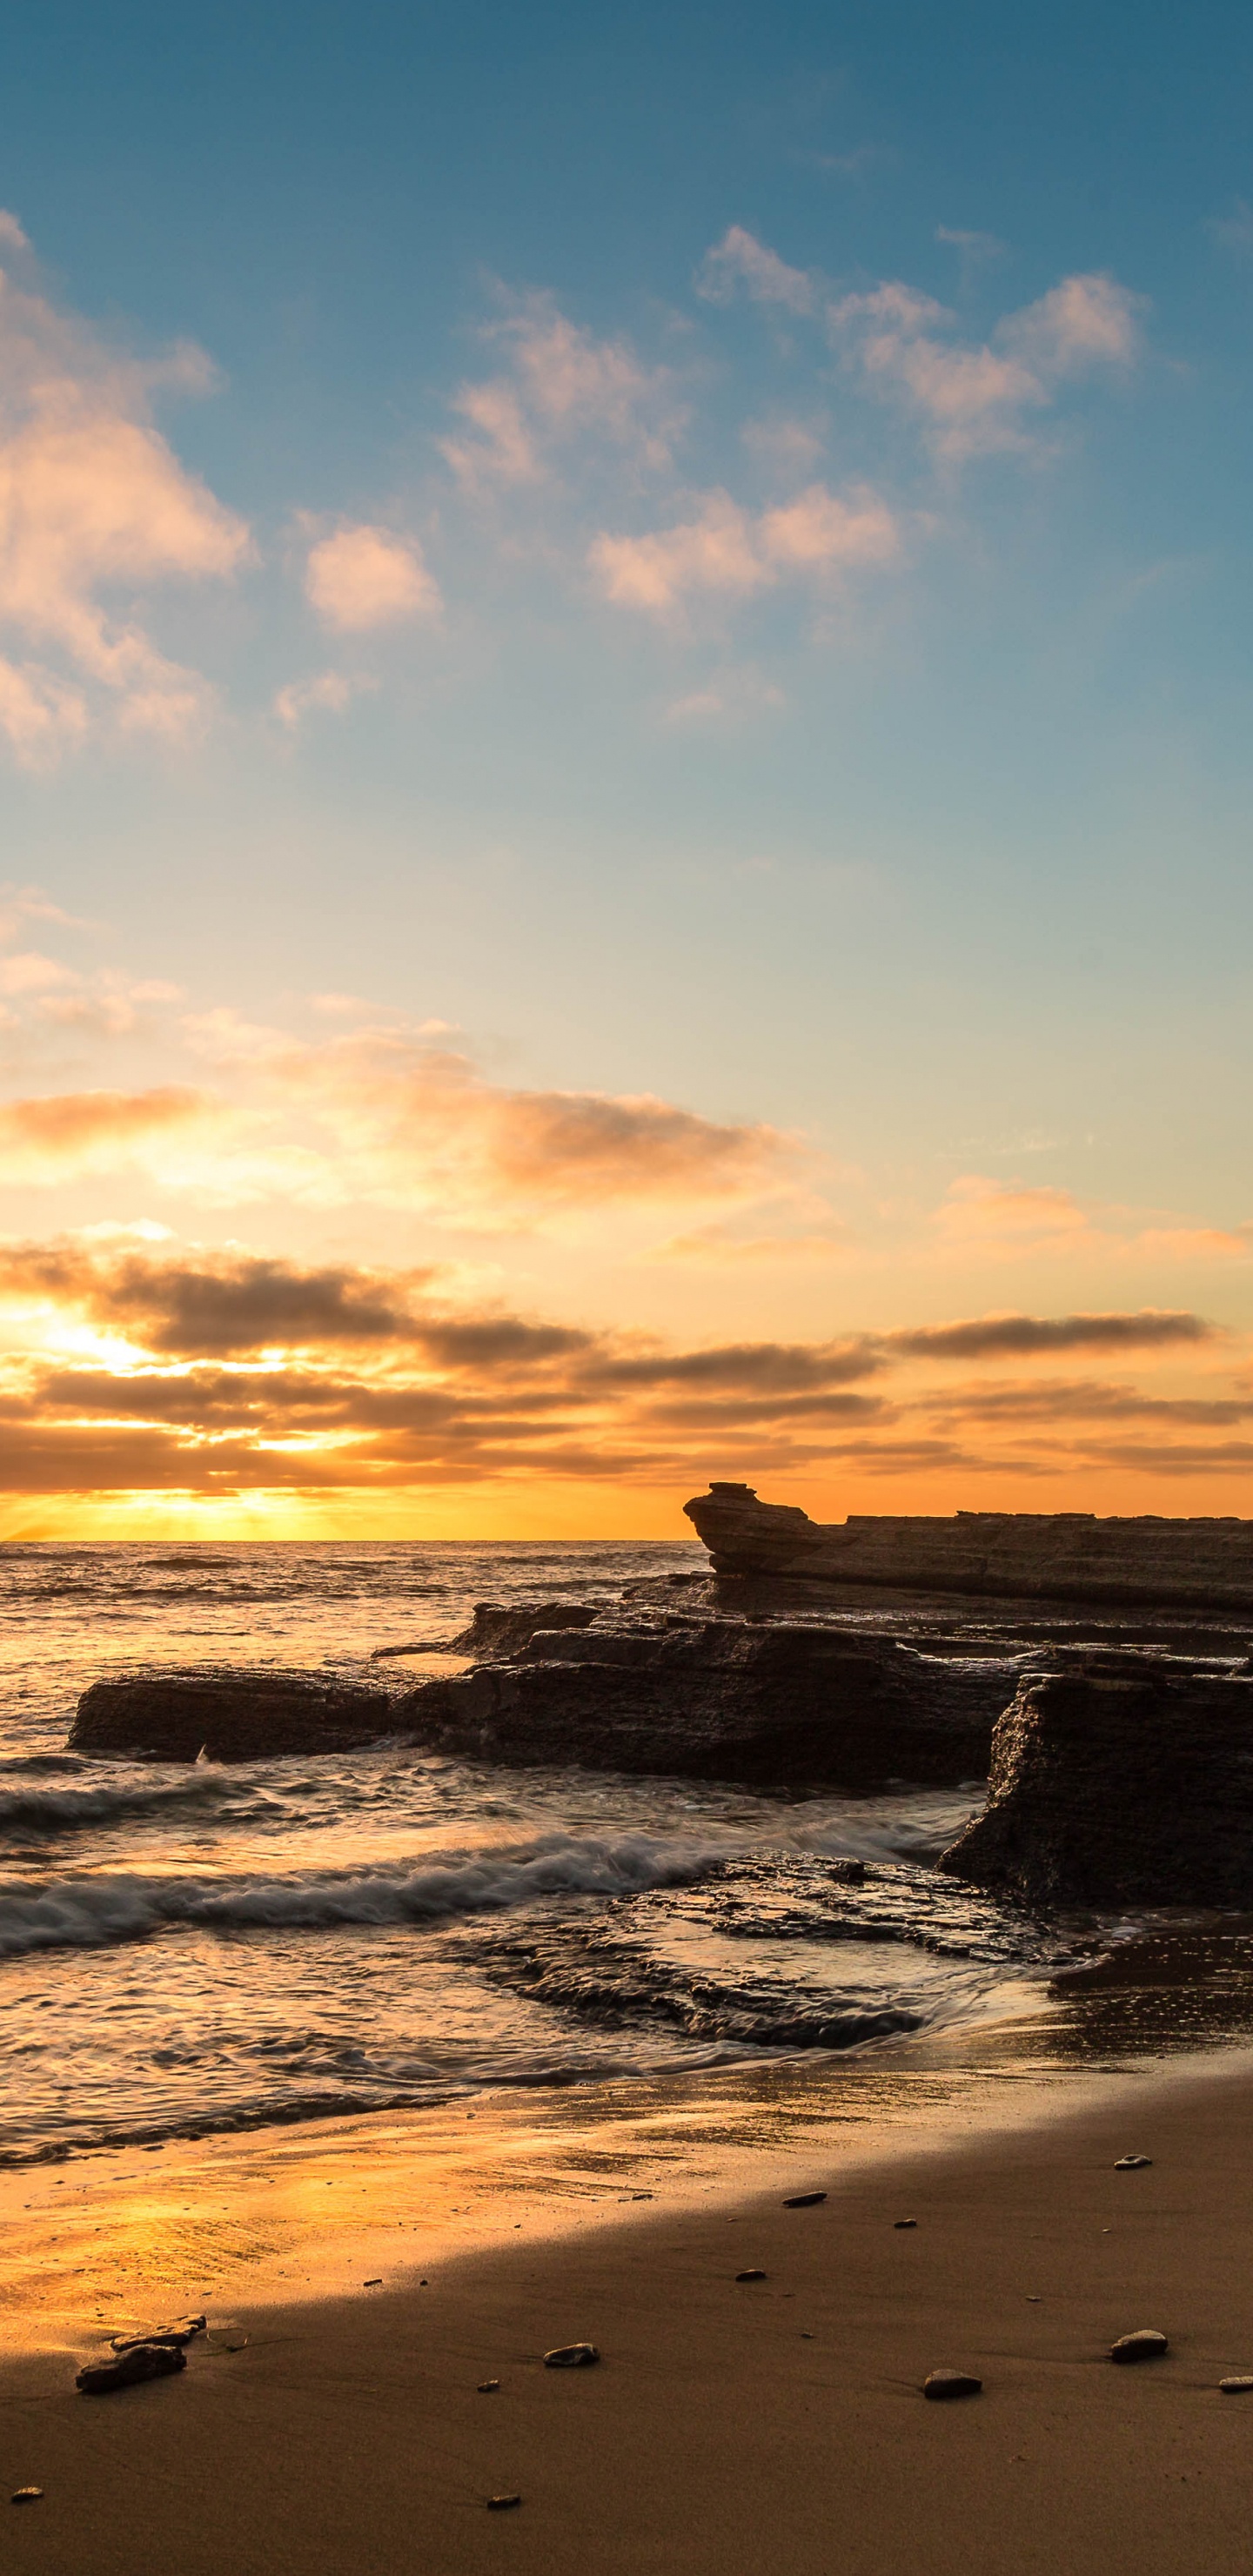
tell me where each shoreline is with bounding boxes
[4,2043,1253,2570]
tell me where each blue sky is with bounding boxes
[0,0,1251,1532]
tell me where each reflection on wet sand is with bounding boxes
[4,1918,1253,2351]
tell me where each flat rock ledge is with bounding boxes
[940,1652,1253,1905]
[70,1667,404,1762]
[685,1483,1253,1613]
[69,1622,1023,1785]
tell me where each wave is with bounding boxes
[0,1770,238,1835]
[0,1831,723,1959]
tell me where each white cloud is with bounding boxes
[304,526,440,631]
[589,482,901,618]
[272,670,379,729]
[0,230,251,765]
[696,227,814,315]
[828,269,1144,460]
[440,293,682,492]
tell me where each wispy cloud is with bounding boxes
[0,216,251,764]
[589,482,901,618]
[696,227,814,315]
[303,524,441,630]
[828,267,1143,459]
[272,670,379,730]
[0,1241,1238,1506]
[440,293,682,493]
[1208,198,1253,257]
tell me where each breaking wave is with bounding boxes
[0,1830,724,1959]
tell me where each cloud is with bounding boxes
[0,226,251,762]
[0,1242,440,1354]
[304,525,441,632]
[272,670,379,729]
[0,1085,215,1183]
[696,227,814,316]
[440,294,681,492]
[828,269,1144,460]
[267,1030,793,1218]
[0,1242,1243,1504]
[589,481,900,618]
[888,1310,1211,1360]
[1208,199,1253,257]
[663,668,786,725]
[740,417,827,479]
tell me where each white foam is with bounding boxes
[0,1830,724,1959]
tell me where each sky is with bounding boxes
[1,0,1252,1538]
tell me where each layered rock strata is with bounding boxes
[70,1621,1023,1784]
[70,1667,400,1762]
[401,1620,1019,1787]
[685,1484,1253,1612]
[940,1652,1253,1905]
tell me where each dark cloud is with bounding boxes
[888,1310,1212,1362]
[924,1378,1252,1428]
[0,1243,1244,1502]
[587,1338,881,1392]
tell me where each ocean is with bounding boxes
[0,1539,1233,2170]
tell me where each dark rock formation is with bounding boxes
[70,1617,1026,1782]
[685,1483,1253,1613]
[940,1653,1253,1904]
[406,1619,1022,1787]
[70,1667,403,1762]
[448,1601,600,1658]
[77,2344,186,2395]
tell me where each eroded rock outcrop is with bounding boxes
[685,1484,1253,1612]
[448,1601,599,1658]
[70,1667,403,1762]
[70,1621,1024,1782]
[407,1619,1022,1787]
[940,1652,1253,1904]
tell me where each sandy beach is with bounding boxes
[3,2049,1253,2575]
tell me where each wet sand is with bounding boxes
[3,2048,1253,2574]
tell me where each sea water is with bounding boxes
[0,1539,1185,2166]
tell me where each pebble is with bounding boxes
[10,2489,43,2505]
[110,2317,205,2354]
[894,2219,918,2231]
[923,2371,982,2401]
[1109,2330,1169,2365]
[1219,2377,1253,2393]
[487,2495,522,2511]
[1114,2156,1153,2171]
[478,2379,501,2393]
[784,2191,828,2209]
[543,2343,600,2368]
[734,2270,767,2283]
[77,2344,187,2396]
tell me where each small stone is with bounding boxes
[1219,2376,1253,2393]
[894,2218,918,2230]
[110,2316,206,2353]
[1114,2156,1153,2170]
[784,2191,828,2208]
[734,2270,767,2283]
[1109,2330,1169,2364]
[486,2494,522,2510]
[543,2343,600,2368]
[478,2379,501,2393]
[77,2344,187,2395]
[10,2489,43,2504]
[923,2371,982,2400]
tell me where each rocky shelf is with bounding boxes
[940,1649,1253,1906]
[685,1483,1253,1612]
